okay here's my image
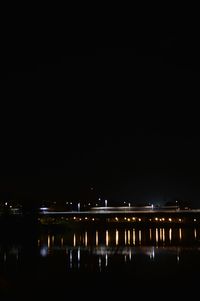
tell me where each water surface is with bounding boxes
[1,226,199,298]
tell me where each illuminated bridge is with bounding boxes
[38,206,200,225]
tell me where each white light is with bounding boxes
[40,246,48,257]
[152,248,155,259]
[129,250,132,261]
[70,250,72,268]
[40,207,48,211]
[99,257,101,269]
[78,248,80,262]
[105,254,108,266]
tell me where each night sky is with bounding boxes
[1,30,200,206]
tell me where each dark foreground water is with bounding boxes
[1,225,200,299]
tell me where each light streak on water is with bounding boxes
[116,229,119,245]
[106,230,109,246]
[96,231,99,246]
[133,229,135,245]
[128,230,131,245]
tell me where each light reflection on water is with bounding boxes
[194,228,197,239]
[106,230,109,246]
[96,230,98,246]
[179,228,182,240]
[133,229,135,245]
[169,228,172,242]
[115,229,118,245]
[1,227,200,274]
[35,226,200,272]
[85,231,87,247]
[73,233,76,247]
[38,227,199,248]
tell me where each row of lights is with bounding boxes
[118,217,198,222]
[73,217,95,221]
[115,217,199,222]
[39,217,198,223]
[69,217,198,223]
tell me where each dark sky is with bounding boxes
[1,31,200,206]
